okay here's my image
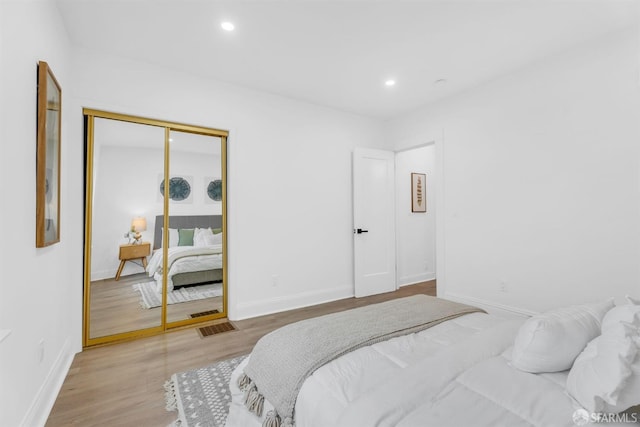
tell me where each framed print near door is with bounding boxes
[411,172,426,213]
[36,61,62,247]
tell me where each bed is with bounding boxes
[146,215,223,292]
[226,295,640,427]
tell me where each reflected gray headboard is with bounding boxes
[153,215,222,250]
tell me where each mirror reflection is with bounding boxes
[163,130,224,323]
[89,118,163,339]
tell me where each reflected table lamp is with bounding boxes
[131,216,147,244]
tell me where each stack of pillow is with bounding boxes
[162,227,222,247]
[193,227,222,247]
[510,296,640,414]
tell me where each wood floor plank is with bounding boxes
[46,281,436,426]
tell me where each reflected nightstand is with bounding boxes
[115,242,151,281]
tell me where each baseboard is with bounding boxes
[20,337,75,427]
[90,268,113,281]
[232,285,354,320]
[443,292,538,319]
[91,264,145,281]
[398,272,435,287]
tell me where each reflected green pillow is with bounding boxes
[178,228,195,246]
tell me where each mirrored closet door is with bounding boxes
[83,109,228,347]
[165,130,225,326]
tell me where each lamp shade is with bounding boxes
[131,217,147,232]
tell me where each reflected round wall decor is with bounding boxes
[207,179,222,201]
[160,177,191,201]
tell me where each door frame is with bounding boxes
[393,133,445,297]
[394,141,437,287]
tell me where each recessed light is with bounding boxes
[385,79,396,87]
[221,22,235,31]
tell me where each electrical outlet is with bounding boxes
[38,339,45,364]
[271,274,279,287]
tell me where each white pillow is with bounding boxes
[161,228,179,248]
[193,227,202,241]
[602,303,640,333]
[193,228,222,247]
[193,227,212,247]
[566,322,640,413]
[627,295,640,305]
[511,299,614,373]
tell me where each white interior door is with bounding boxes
[353,147,396,297]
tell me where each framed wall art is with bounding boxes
[411,173,426,213]
[36,61,62,247]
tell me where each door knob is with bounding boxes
[355,228,369,234]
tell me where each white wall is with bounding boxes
[0,2,79,426]
[388,25,640,314]
[395,145,436,286]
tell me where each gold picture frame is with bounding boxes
[411,173,426,213]
[36,61,62,247]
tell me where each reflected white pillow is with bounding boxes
[161,228,179,248]
[566,322,640,413]
[194,227,222,247]
[193,227,202,241]
[193,227,213,247]
[511,299,614,373]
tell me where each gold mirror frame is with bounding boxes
[82,109,228,347]
[36,61,62,247]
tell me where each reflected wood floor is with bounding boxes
[46,281,436,427]
[90,273,223,338]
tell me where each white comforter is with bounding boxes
[227,313,620,427]
[146,245,222,292]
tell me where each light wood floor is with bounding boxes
[47,281,436,427]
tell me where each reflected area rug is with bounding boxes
[165,354,248,427]
[133,281,223,309]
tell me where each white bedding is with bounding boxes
[146,245,222,292]
[227,312,625,427]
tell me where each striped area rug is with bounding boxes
[133,281,222,309]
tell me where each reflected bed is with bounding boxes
[147,215,223,291]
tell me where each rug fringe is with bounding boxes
[237,372,251,391]
[164,377,178,412]
[263,410,281,427]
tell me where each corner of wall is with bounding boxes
[19,338,75,427]
[443,292,537,319]
[231,285,354,321]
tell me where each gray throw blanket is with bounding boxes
[237,294,484,427]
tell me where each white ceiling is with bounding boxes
[56,0,639,120]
